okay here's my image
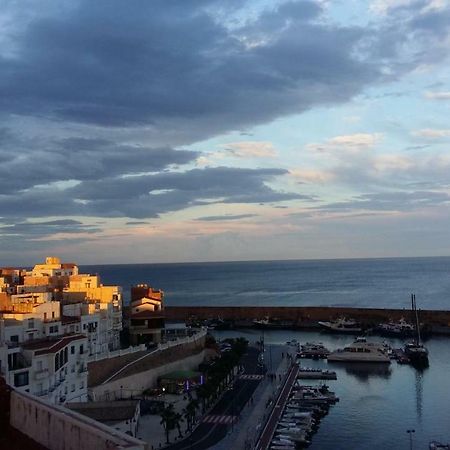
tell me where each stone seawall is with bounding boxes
[165,306,450,327]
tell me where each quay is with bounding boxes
[254,362,300,450]
[165,306,450,333]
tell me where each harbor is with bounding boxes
[212,328,450,450]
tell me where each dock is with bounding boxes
[254,363,300,450]
[297,368,337,380]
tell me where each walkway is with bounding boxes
[254,362,299,450]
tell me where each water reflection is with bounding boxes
[330,362,392,381]
[415,369,424,421]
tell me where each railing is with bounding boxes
[100,328,208,385]
[87,327,207,363]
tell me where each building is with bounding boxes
[128,284,165,345]
[0,256,123,405]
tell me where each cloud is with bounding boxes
[314,190,450,213]
[0,167,305,221]
[424,91,450,100]
[0,219,100,239]
[126,221,150,226]
[222,141,277,158]
[306,133,382,154]
[412,128,450,138]
[196,214,258,221]
[289,168,334,184]
[0,135,199,194]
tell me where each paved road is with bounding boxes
[165,346,264,450]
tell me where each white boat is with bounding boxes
[318,317,362,334]
[327,341,391,363]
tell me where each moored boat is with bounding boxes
[318,317,362,334]
[327,341,391,363]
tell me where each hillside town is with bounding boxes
[0,257,210,450]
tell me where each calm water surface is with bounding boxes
[214,329,450,450]
[85,257,450,309]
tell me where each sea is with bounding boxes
[83,256,450,309]
[83,257,450,449]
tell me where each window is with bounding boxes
[71,384,75,392]
[28,319,34,329]
[52,312,55,319]
[80,381,84,389]
[64,348,68,363]
[80,344,84,355]
[37,361,43,371]
[10,335,19,343]
[44,312,47,320]
[55,355,59,371]
[71,345,75,354]
[14,371,29,387]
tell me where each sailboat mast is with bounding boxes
[413,294,422,345]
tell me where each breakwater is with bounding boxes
[165,306,450,329]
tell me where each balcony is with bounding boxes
[34,369,49,381]
[78,365,88,374]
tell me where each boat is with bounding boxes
[298,342,330,359]
[376,317,415,337]
[318,317,363,334]
[327,341,391,363]
[404,294,429,368]
[253,317,294,329]
[430,442,450,450]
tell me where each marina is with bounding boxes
[213,328,450,450]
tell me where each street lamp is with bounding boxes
[407,429,415,450]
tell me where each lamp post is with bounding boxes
[407,429,415,450]
[162,387,166,406]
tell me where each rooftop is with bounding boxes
[22,334,86,355]
[66,400,139,423]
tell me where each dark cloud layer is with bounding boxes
[0,0,376,132]
[196,214,258,221]
[1,0,450,247]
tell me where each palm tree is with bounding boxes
[160,403,177,444]
[174,412,184,438]
[183,397,200,432]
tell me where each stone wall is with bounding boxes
[165,306,450,327]
[90,349,208,401]
[9,389,147,450]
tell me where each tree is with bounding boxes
[160,403,177,444]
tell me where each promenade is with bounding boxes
[254,362,299,450]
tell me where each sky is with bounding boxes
[1,0,450,265]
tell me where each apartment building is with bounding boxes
[0,256,123,404]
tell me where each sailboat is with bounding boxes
[404,294,429,368]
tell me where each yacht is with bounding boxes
[327,341,391,363]
[318,317,363,334]
[376,317,415,337]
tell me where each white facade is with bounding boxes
[1,334,89,404]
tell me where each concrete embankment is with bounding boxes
[165,306,450,329]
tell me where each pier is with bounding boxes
[254,362,300,450]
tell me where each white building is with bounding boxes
[0,333,88,405]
